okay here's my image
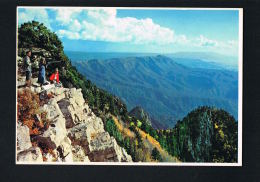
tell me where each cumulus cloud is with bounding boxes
[18,7,238,55]
[56,29,81,40]
[195,35,219,47]
[18,8,51,29]
[68,19,81,32]
[54,8,82,25]
[174,34,189,45]
[54,8,175,45]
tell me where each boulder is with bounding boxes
[72,145,90,162]
[36,101,67,150]
[17,147,43,162]
[56,137,73,162]
[35,115,67,150]
[67,123,91,155]
[17,75,133,163]
[51,87,67,101]
[42,99,61,120]
[42,84,55,92]
[44,151,58,162]
[17,123,32,153]
[111,138,132,162]
[88,132,132,162]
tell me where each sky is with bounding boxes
[18,7,240,56]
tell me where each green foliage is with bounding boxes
[72,56,238,127]
[18,21,129,120]
[105,118,150,162]
[155,106,238,162]
[18,21,238,163]
[137,120,142,127]
[130,106,238,163]
[18,21,64,61]
[105,119,124,145]
[151,148,162,162]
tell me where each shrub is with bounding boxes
[17,89,49,135]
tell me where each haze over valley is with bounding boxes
[67,51,238,128]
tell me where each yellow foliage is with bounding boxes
[214,123,219,129]
[136,127,162,150]
[112,115,135,138]
[136,127,180,162]
[218,129,225,139]
[135,139,138,147]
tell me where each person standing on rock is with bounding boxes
[24,50,32,87]
[38,57,48,86]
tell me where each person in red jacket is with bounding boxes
[49,68,62,87]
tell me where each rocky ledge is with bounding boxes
[17,79,132,163]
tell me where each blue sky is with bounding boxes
[18,8,239,56]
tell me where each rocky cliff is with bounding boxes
[17,77,132,163]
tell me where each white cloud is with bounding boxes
[54,8,175,45]
[55,8,82,25]
[18,8,51,29]
[56,29,80,40]
[68,19,81,32]
[18,8,238,55]
[191,35,238,52]
[174,34,189,45]
[195,35,219,47]
[87,9,117,26]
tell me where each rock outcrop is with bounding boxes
[17,78,132,163]
[17,123,43,162]
[129,106,153,126]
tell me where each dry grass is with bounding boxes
[136,127,162,151]
[111,115,180,162]
[112,115,135,138]
[136,127,180,162]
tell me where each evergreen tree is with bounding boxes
[151,148,162,162]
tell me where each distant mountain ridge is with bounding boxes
[72,55,238,128]
[167,51,238,71]
[17,21,238,163]
[66,50,238,71]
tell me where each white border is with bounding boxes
[16,7,243,166]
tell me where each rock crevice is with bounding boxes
[17,81,132,163]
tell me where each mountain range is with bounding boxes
[17,21,239,163]
[71,55,238,128]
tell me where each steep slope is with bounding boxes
[129,106,168,129]
[128,105,238,163]
[135,127,180,162]
[129,106,152,126]
[167,106,238,162]
[72,55,238,127]
[17,79,132,162]
[17,21,238,163]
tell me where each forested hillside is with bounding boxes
[72,56,238,127]
[17,21,238,163]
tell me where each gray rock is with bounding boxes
[72,145,90,162]
[35,115,67,150]
[88,132,132,162]
[17,147,43,162]
[17,75,133,163]
[57,137,73,162]
[17,123,32,153]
